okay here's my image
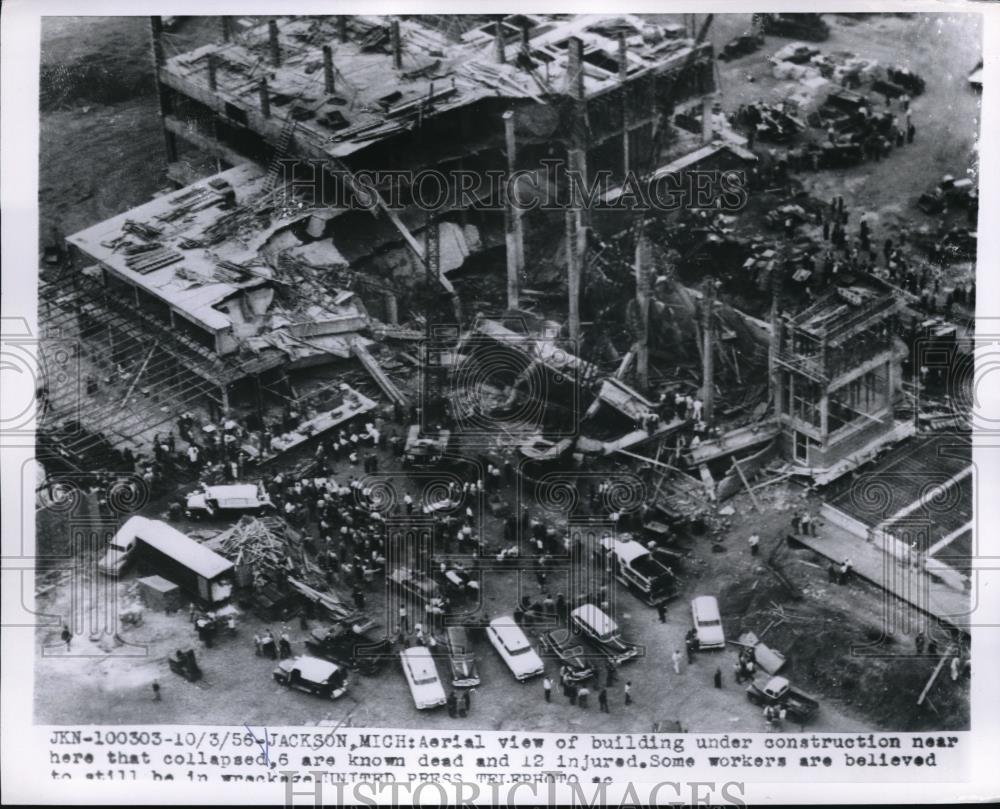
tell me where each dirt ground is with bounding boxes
[33,419,967,732]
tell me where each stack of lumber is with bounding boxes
[124,247,184,274]
[214,516,296,589]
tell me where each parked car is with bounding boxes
[719,33,764,61]
[400,646,447,709]
[388,567,448,616]
[402,425,451,467]
[97,515,150,575]
[887,66,926,95]
[185,482,274,519]
[487,617,545,680]
[305,622,393,675]
[745,675,820,723]
[444,625,481,688]
[691,596,725,649]
[570,604,639,665]
[917,175,977,215]
[771,41,821,65]
[540,628,595,683]
[273,655,348,699]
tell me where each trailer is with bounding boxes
[131,520,234,605]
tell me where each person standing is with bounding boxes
[598,688,609,714]
[543,676,552,703]
[577,685,590,709]
[152,680,161,701]
[915,632,926,653]
[398,604,409,633]
[748,533,760,556]
[61,624,72,651]
[460,689,471,717]
[713,667,722,689]
[446,691,458,719]
[672,649,682,674]
[624,681,633,706]
[567,682,578,706]
[657,602,667,623]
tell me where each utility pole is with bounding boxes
[702,276,715,424]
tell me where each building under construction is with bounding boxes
[41,13,722,470]
[772,279,912,483]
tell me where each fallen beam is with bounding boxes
[351,339,410,409]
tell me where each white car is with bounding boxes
[185,482,274,519]
[487,617,545,681]
[400,647,447,710]
[691,596,725,649]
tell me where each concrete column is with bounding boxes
[322,45,335,94]
[702,277,715,423]
[150,16,166,67]
[567,36,585,101]
[503,111,524,311]
[338,17,348,43]
[208,53,218,91]
[384,293,399,325]
[259,78,271,118]
[391,20,402,70]
[619,33,631,179]
[268,19,281,67]
[635,236,652,391]
[566,37,589,227]
[702,95,714,144]
[565,208,581,344]
[149,17,178,163]
[520,20,532,52]
[617,32,629,81]
[494,20,506,64]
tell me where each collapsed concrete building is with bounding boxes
[40,14,723,470]
[40,14,930,496]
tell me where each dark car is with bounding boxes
[887,66,925,95]
[719,33,763,61]
[273,655,348,699]
[305,623,392,675]
[540,628,595,683]
[388,567,449,616]
[445,625,481,688]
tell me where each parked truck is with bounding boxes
[595,537,680,605]
[761,13,830,42]
[745,675,820,724]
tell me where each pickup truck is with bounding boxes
[595,537,679,605]
[745,675,820,724]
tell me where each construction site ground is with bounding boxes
[34,419,969,732]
